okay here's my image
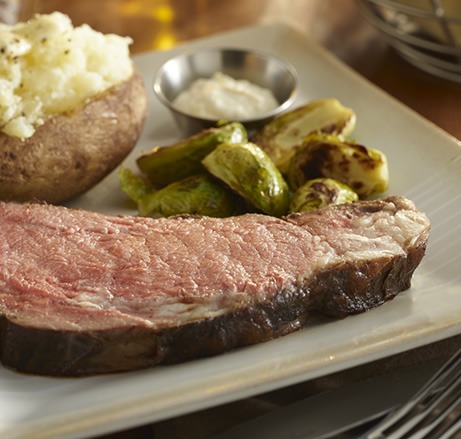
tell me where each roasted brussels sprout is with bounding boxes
[136,122,247,188]
[138,174,241,218]
[202,142,290,217]
[289,178,358,212]
[118,167,152,203]
[253,98,356,173]
[287,132,389,198]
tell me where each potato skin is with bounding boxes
[0,69,147,204]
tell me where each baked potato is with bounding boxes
[0,70,147,204]
[0,12,147,204]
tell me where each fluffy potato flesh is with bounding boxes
[0,70,147,204]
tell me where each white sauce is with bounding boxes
[172,72,279,120]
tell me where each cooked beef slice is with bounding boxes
[0,196,430,375]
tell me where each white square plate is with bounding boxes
[1,22,460,439]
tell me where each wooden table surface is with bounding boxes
[11,1,461,438]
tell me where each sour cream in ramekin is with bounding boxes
[172,72,279,120]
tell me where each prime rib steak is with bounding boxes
[0,196,430,376]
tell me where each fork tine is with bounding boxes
[364,348,461,439]
[401,372,461,438]
[422,406,461,439]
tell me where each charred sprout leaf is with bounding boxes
[253,98,356,173]
[118,167,152,203]
[136,122,247,188]
[202,142,290,217]
[287,132,389,198]
[289,177,358,213]
[138,174,241,218]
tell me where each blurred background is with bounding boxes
[3,0,460,140]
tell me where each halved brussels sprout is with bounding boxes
[118,167,152,203]
[253,98,356,173]
[202,142,290,217]
[136,122,247,188]
[289,177,358,213]
[138,174,241,218]
[287,132,389,198]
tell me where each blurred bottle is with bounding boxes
[12,0,177,53]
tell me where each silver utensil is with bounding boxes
[210,356,444,439]
[359,347,461,439]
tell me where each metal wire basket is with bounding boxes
[356,0,461,83]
